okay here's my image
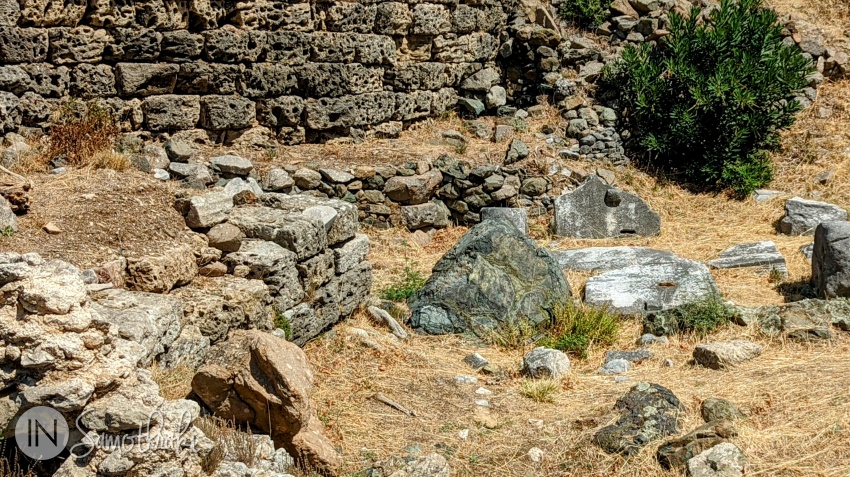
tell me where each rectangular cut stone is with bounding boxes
[301,63,384,98]
[296,250,335,291]
[185,191,233,229]
[228,206,328,261]
[305,92,396,130]
[0,27,48,63]
[259,193,358,245]
[143,95,200,131]
[338,261,372,317]
[333,234,370,274]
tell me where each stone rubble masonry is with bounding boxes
[0,0,513,138]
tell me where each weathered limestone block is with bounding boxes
[70,64,116,98]
[126,244,198,293]
[259,193,359,245]
[172,276,274,343]
[176,62,239,95]
[203,27,265,63]
[321,2,376,33]
[433,32,499,63]
[19,0,86,26]
[49,27,112,64]
[0,0,20,26]
[309,32,356,63]
[257,96,305,128]
[0,28,49,63]
[90,288,183,367]
[302,63,384,98]
[86,0,137,28]
[265,31,310,64]
[133,0,189,30]
[453,4,483,34]
[256,1,312,31]
[115,63,179,97]
[21,63,69,97]
[228,206,328,261]
[104,28,162,61]
[412,3,452,35]
[375,2,411,35]
[332,233,370,274]
[394,90,434,121]
[297,250,335,291]
[200,95,255,131]
[355,33,397,65]
[0,66,30,95]
[143,95,201,131]
[238,63,298,98]
[0,92,21,133]
[305,92,396,129]
[160,31,205,62]
[387,62,447,91]
[18,91,57,127]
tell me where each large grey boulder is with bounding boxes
[708,241,787,276]
[778,197,847,235]
[812,221,850,298]
[409,219,571,335]
[553,246,678,272]
[584,259,718,314]
[552,175,660,238]
[593,382,684,455]
[481,207,528,234]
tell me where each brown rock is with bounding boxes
[43,221,62,234]
[207,222,244,252]
[192,330,342,476]
[199,261,227,277]
[125,244,198,293]
[610,0,639,18]
[657,420,738,470]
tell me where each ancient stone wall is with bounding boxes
[0,0,516,142]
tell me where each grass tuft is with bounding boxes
[47,99,120,168]
[520,379,560,403]
[379,264,427,302]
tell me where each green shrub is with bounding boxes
[601,0,812,196]
[558,0,613,29]
[274,308,293,340]
[541,303,621,359]
[380,265,427,302]
[644,295,737,336]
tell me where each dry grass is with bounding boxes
[194,416,260,473]
[150,362,195,401]
[307,310,850,476]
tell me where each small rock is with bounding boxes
[464,353,489,369]
[753,189,783,202]
[164,139,193,162]
[638,334,669,346]
[527,447,544,463]
[152,168,170,180]
[473,408,498,428]
[701,398,744,423]
[199,261,227,277]
[778,196,847,236]
[207,222,244,253]
[600,359,631,375]
[43,222,62,234]
[454,375,478,385]
[263,167,295,191]
[708,241,787,276]
[521,347,570,380]
[293,168,323,190]
[474,387,492,396]
[210,155,253,176]
[693,341,762,370]
[458,97,485,117]
[504,139,529,165]
[458,429,469,440]
[687,443,747,477]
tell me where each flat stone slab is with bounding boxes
[693,340,762,370]
[707,241,787,276]
[552,175,660,239]
[553,246,679,272]
[584,259,718,315]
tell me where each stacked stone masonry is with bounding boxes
[0,0,518,141]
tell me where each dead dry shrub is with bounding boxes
[194,416,260,474]
[47,99,120,168]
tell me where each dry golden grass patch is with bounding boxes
[150,362,195,401]
[307,311,850,476]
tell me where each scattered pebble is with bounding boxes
[663,358,674,367]
[454,375,478,385]
[458,429,469,440]
[474,387,492,396]
[474,399,490,407]
[528,447,544,463]
[464,353,489,369]
[638,333,670,346]
[600,358,631,375]
[43,222,62,234]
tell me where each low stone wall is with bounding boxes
[0,0,518,143]
[178,182,372,344]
